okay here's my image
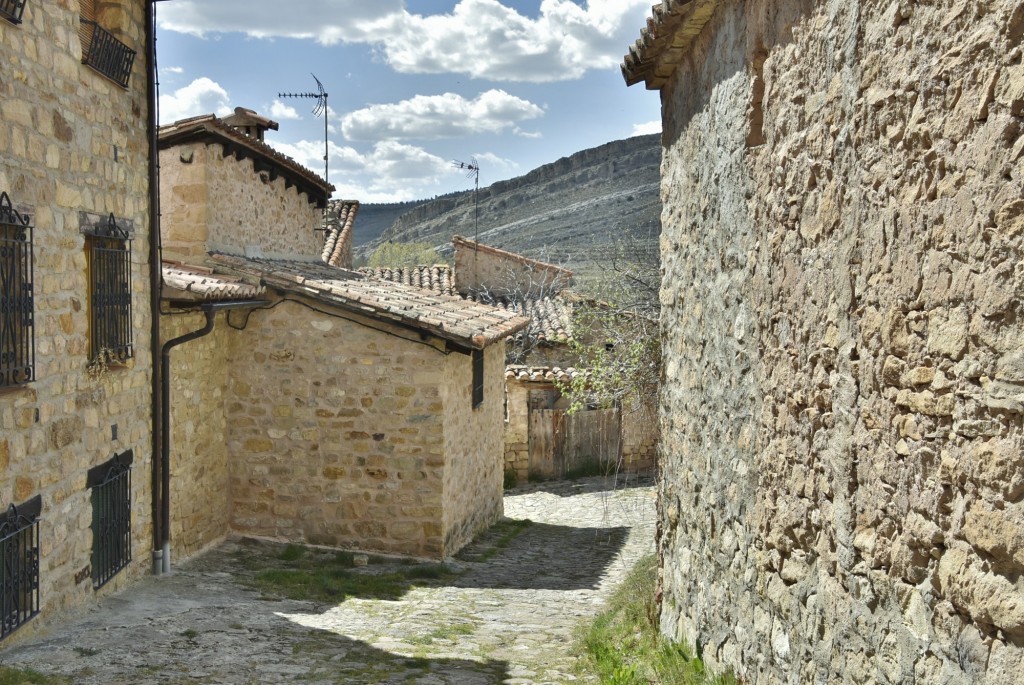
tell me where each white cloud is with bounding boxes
[158,77,232,123]
[341,90,543,141]
[269,99,302,120]
[632,120,661,136]
[157,0,652,82]
[470,151,518,175]
[270,138,451,202]
[164,66,184,74]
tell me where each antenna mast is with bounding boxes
[453,159,480,243]
[279,73,330,214]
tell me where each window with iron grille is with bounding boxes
[472,348,484,409]
[87,450,132,589]
[0,191,34,388]
[78,0,135,88]
[0,0,26,24]
[85,214,133,364]
[0,495,42,641]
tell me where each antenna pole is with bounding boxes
[278,73,330,220]
[453,159,480,243]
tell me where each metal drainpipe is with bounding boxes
[159,301,263,575]
[146,0,164,576]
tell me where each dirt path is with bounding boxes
[2,475,655,684]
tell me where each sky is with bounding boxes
[153,0,661,203]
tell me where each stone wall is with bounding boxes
[163,312,232,559]
[159,144,321,261]
[441,342,506,553]
[0,0,154,643]
[453,236,572,298]
[226,299,455,558]
[656,0,1024,682]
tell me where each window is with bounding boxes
[85,214,133,364]
[0,495,42,640]
[0,0,26,24]
[472,348,484,408]
[87,450,132,589]
[0,191,34,388]
[79,0,135,88]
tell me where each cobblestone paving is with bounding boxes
[1,475,655,684]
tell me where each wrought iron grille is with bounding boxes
[0,0,25,24]
[0,192,34,388]
[472,349,484,408]
[87,450,132,589]
[88,215,132,363]
[0,495,42,640]
[80,19,135,88]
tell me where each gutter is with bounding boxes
[157,300,264,575]
[146,0,163,576]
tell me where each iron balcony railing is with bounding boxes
[88,450,133,589]
[81,19,135,88]
[0,0,25,24]
[0,496,42,641]
[0,191,34,388]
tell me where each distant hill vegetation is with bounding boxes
[353,134,662,278]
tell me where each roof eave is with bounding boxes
[621,0,722,90]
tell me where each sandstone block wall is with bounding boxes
[442,342,506,553]
[226,300,452,558]
[0,0,154,643]
[159,144,321,262]
[453,237,571,298]
[657,1,1024,683]
[163,312,232,558]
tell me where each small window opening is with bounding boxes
[87,449,133,589]
[472,348,484,409]
[0,495,42,640]
[0,191,34,388]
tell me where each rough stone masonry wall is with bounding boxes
[442,342,506,554]
[163,312,232,560]
[657,1,1024,683]
[0,0,154,643]
[159,144,321,261]
[226,300,451,558]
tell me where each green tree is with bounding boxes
[366,241,444,268]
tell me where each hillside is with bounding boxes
[354,134,662,276]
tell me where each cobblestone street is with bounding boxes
[1,475,655,684]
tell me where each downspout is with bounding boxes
[159,301,263,575]
[146,0,164,576]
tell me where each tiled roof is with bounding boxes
[358,265,456,297]
[209,253,531,349]
[505,365,584,383]
[162,261,268,302]
[361,264,573,344]
[321,200,359,268]
[158,114,334,208]
[622,0,722,89]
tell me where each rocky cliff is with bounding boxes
[354,134,661,273]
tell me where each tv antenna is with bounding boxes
[453,159,480,243]
[279,73,330,213]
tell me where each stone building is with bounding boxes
[363,237,659,483]
[0,0,156,643]
[159,112,529,559]
[624,1,1024,683]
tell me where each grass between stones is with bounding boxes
[246,543,455,603]
[0,667,70,685]
[576,555,738,685]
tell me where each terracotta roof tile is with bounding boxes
[504,365,584,383]
[622,0,722,89]
[321,199,359,268]
[162,261,268,302]
[358,265,456,296]
[208,253,530,348]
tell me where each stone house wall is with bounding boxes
[654,1,1024,683]
[163,312,232,559]
[441,342,506,554]
[453,237,571,298]
[0,0,154,643]
[159,144,322,261]
[225,299,453,558]
[503,381,531,482]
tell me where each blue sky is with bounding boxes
[154,0,660,202]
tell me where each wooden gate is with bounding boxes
[528,407,621,480]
